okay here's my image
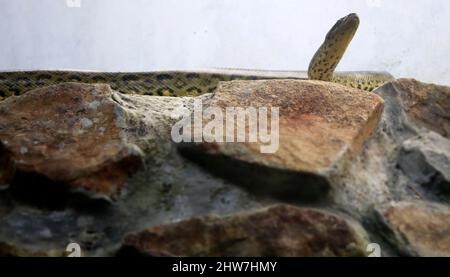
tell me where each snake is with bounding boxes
[0,13,393,102]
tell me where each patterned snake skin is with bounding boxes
[0,13,394,101]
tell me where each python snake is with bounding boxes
[0,13,393,102]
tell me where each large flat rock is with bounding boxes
[0,83,143,199]
[121,204,369,257]
[179,80,384,200]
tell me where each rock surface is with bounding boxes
[398,132,450,198]
[0,241,64,257]
[121,204,369,257]
[179,80,384,200]
[0,77,449,257]
[375,79,450,201]
[333,78,450,215]
[0,83,144,199]
[373,201,450,256]
[381,79,450,139]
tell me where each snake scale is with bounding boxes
[0,13,393,102]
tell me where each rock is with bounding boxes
[374,79,450,200]
[0,82,144,199]
[398,132,450,198]
[333,79,450,214]
[373,201,450,257]
[376,78,450,139]
[120,204,370,257]
[0,241,65,257]
[0,76,449,257]
[178,80,384,200]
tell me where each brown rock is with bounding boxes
[0,82,143,199]
[121,204,369,257]
[0,241,65,257]
[376,78,450,139]
[178,80,384,200]
[375,201,450,256]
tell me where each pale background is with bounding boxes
[0,0,449,85]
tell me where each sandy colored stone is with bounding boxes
[179,80,384,199]
[375,201,450,257]
[121,204,369,257]
[0,82,143,199]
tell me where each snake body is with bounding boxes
[0,13,393,101]
[0,69,307,100]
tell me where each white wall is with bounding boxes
[1,0,449,85]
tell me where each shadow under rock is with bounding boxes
[8,171,111,212]
[178,146,331,203]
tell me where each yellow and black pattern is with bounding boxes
[331,71,394,91]
[0,70,294,101]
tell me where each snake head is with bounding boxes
[325,13,360,41]
[308,13,361,81]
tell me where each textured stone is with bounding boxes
[179,80,384,200]
[0,82,143,199]
[374,201,450,257]
[0,242,65,257]
[399,132,450,198]
[333,79,450,214]
[121,204,369,257]
[1,76,449,257]
[373,79,450,200]
[377,78,450,139]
